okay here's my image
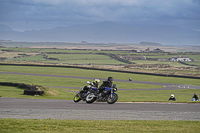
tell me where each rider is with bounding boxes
[192,93,199,101]
[80,79,100,94]
[92,79,101,88]
[168,94,176,101]
[97,77,114,96]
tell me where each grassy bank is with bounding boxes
[1,84,200,102]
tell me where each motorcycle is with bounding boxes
[191,98,199,101]
[85,84,118,104]
[73,81,98,102]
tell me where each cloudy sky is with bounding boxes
[0,0,200,32]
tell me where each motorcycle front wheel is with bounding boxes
[86,93,96,104]
[107,93,118,104]
[73,94,82,102]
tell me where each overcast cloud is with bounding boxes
[0,0,200,31]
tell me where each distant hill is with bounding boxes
[139,42,162,46]
[0,24,13,31]
[0,21,200,46]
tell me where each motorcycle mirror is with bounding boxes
[113,84,117,88]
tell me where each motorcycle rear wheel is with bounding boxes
[86,93,96,104]
[107,93,118,104]
[73,94,82,102]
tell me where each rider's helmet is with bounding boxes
[107,77,114,83]
[171,94,174,97]
[93,79,100,86]
[194,93,197,96]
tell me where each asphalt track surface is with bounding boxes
[0,71,200,120]
[1,98,200,120]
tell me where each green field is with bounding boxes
[132,60,188,67]
[0,65,200,102]
[6,54,123,65]
[1,65,200,85]
[2,48,127,64]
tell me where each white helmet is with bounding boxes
[171,94,174,97]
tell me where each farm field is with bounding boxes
[1,47,199,72]
[6,54,124,65]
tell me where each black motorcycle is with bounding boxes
[85,84,118,104]
[73,81,98,102]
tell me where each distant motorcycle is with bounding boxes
[73,81,98,103]
[85,84,118,104]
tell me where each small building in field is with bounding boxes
[140,48,165,53]
[129,50,138,53]
[152,48,165,53]
[169,56,193,62]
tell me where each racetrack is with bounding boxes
[0,71,200,121]
[0,98,200,121]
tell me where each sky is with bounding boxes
[0,0,200,32]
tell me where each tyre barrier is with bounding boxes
[0,82,44,96]
[23,90,44,95]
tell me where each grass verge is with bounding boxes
[1,85,200,103]
[0,119,199,133]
